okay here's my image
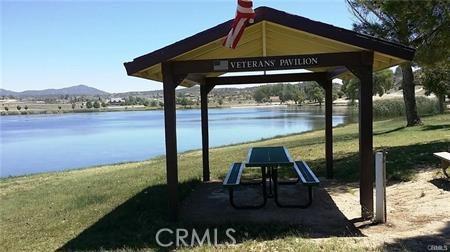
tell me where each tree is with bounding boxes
[218,98,223,106]
[342,78,359,105]
[24,105,28,110]
[93,101,100,109]
[304,83,325,105]
[253,88,268,103]
[72,103,76,110]
[346,0,449,126]
[101,102,107,108]
[16,105,21,111]
[58,106,62,110]
[4,106,8,112]
[86,101,93,109]
[342,69,394,104]
[419,63,450,114]
[373,69,394,96]
[292,89,306,105]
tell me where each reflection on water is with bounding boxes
[0,106,355,177]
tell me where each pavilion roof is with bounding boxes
[124,6,415,87]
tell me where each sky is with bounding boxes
[1,0,355,93]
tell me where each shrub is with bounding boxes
[372,97,439,118]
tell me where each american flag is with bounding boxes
[223,0,256,49]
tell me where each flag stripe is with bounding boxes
[223,0,255,49]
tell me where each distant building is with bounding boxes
[108,97,125,104]
[269,96,280,103]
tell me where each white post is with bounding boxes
[375,151,386,223]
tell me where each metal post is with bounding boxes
[375,151,387,223]
[200,84,210,182]
[162,62,179,221]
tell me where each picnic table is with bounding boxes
[223,146,320,209]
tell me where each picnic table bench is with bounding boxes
[223,146,320,209]
[433,152,450,178]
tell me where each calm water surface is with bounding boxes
[0,106,354,177]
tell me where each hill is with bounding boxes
[0,85,109,97]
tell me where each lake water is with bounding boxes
[0,106,354,177]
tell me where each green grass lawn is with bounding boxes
[0,114,448,251]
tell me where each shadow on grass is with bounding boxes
[384,221,450,251]
[421,124,450,131]
[308,141,449,182]
[373,126,405,135]
[59,180,200,251]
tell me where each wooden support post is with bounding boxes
[359,66,374,220]
[200,84,214,182]
[324,79,333,179]
[348,63,374,220]
[162,62,179,221]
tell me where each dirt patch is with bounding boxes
[328,169,449,250]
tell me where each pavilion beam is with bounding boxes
[347,62,374,220]
[162,62,180,221]
[205,72,328,85]
[172,51,373,75]
[200,84,215,182]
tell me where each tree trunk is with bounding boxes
[400,62,422,126]
[438,94,445,114]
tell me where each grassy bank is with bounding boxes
[0,114,449,251]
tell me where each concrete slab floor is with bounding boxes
[180,180,362,238]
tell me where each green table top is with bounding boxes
[245,146,294,167]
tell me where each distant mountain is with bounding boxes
[0,85,109,97]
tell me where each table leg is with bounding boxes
[442,160,449,178]
[273,168,313,208]
[268,166,273,198]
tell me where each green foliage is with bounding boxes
[218,98,223,106]
[101,102,107,108]
[345,0,449,125]
[86,101,93,109]
[71,103,76,109]
[16,105,21,111]
[304,82,324,105]
[252,83,331,105]
[342,69,394,103]
[24,105,28,110]
[4,106,8,111]
[371,97,440,118]
[346,0,449,66]
[177,96,194,108]
[373,69,394,96]
[93,101,100,109]
[292,89,306,104]
[419,63,450,113]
